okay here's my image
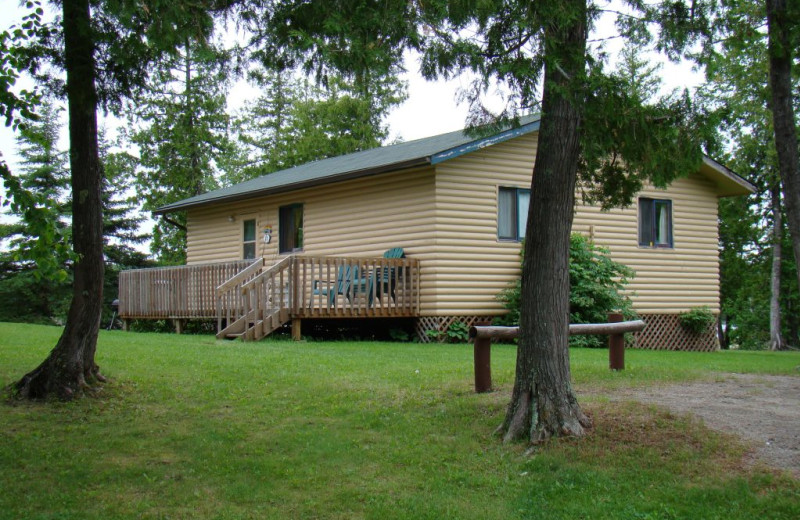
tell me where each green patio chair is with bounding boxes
[313,264,361,305]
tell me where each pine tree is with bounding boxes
[128,39,236,264]
[0,99,72,323]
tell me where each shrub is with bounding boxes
[679,306,716,335]
[445,321,470,343]
[496,233,636,347]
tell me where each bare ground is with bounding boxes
[607,373,800,478]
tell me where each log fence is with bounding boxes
[468,314,646,393]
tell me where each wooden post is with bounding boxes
[473,321,492,393]
[174,319,185,335]
[292,318,302,341]
[608,312,624,370]
[122,319,130,332]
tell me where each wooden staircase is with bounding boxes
[215,256,294,341]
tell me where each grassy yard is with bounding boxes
[1,322,799,520]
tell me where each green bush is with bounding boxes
[679,306,716,335]
[445,321,470,343]
[496,233,635,347]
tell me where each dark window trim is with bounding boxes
[498,186,530,242]
[243,218,257,260]
[279,203,304,254]
[638,197,673,248]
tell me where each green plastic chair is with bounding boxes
[313,264,361,305]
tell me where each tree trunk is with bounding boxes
[765,0,800,293]
[717,312,728,350]
[769,184,784,350]
[14,0,105,399]
[498,0,591,443]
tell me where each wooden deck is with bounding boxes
[118,260,256,319]
[118,255,420,340]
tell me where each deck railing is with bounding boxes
[292,256,420,318]
[118,260,256,319]
[119,255,420,325]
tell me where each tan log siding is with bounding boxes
[430,133,538,315]
[432,132,721,316]
[573,173,721,314]
[186,167,438,311]
[185,131,723,318]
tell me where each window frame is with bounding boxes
[638,197,673,248]
[242,218,257,260]
[497,186,530,242]
[279,203,304,254]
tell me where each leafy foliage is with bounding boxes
[697,0,800,350]
[496,234,635,347]
[679,306,716,335]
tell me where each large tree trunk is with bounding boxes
[769,184,784,350]
[765,0,800,292]
[14,0,105,399]
[498,0,591,443]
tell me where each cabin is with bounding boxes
[118,114,754,350]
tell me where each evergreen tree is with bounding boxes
[0,100,72,323]
[698,0,799,350]
[416,0,715,442]
[128,39,236,264]
[233,71,406,182]
[99,133,153,321]
[3,0,224,400]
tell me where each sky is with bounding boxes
[0,2,704,168]
[0,2,703,243]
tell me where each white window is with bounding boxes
[279,204,304,253]
[243,219,257,259]
[498,187,530,241]
[639,198,673,248]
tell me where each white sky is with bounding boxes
[0,3,703,245]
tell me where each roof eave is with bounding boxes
[153,157,432,215]
[701,157,757,197]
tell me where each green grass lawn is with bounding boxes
[1,322,799,520]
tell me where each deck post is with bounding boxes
[608,312,624,370]
[122,319,130,332]
[292,318,302,341]
[174,319,185,335]
[473,321,492,393]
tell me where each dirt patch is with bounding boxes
[608,373,800,478]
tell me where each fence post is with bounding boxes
[608,312,625,370]
[473,321,492,393]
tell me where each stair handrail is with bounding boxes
[215,258,264,335]
[216,258,264,295]
[241,255,294,293]
[240,255,295,341]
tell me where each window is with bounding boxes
[639,198,673,248]
[498,187,530,241]
[242,219,256,259]
[279,204,303,253]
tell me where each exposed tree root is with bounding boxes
[498,382,592,445]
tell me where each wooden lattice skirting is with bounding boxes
[415,316,496,343]
[416,314,718,351]
[630,313,719,352]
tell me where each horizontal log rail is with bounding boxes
[469,314,645,393]
[469,320,646,340]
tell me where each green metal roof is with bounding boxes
[154,112,755,214]
[154,114,542,214]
